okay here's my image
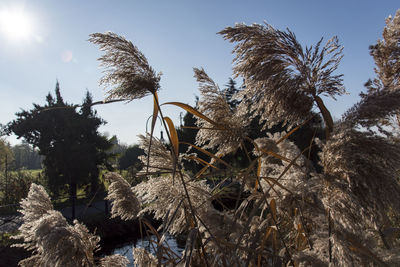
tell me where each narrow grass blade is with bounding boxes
[164,116,179,158]
[270,199,277,221]
[163,102,219,126]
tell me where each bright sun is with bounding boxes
[0,7,34,41]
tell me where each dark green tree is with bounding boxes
[118,144,144,170]
[224,78,240,110]
[79,91,115,195]
[6,82,113,219]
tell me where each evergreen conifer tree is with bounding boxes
[6,82,113,219]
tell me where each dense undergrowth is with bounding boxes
[12,10,400,266]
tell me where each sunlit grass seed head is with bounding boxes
[194,67,249,156]
[89,32,161,101]
[219,23,346,131]
[13,9,400,266]
[104,172,140,220]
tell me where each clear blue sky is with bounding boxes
[1,0,399,145]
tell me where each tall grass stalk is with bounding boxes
[14,10,400,266]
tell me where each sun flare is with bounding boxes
[0,7,34,41]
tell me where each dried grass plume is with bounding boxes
[89,32,161,101]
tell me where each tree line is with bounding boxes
[0,139,42,171]
[1,83,144,217]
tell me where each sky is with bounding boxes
[0,0,399,146]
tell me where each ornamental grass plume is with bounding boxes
[307,12,400,265]
[313,13,400,262]
[13,183,53,255]
[362,9,400,133]
[89,32,161,101]
[194,67,248,156]
[134,173,214,235]
[319,127,400,265]
[99,255,130,267]
[132,248,158,267]
[343,89,400,136]
[15,10,400,267]
[366,9,400,94]
[219,23,345,137]
[137,133,175,173]
[321,10,400,232]
[102,13,399,264]
[252,132,311,194]
[105,172,140,220]
[14,183,128,267]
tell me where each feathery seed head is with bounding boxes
[19,183,53,222]
[133,248,158,267]
[194,67,249,156]
[105,172,140,220]
[219,23,345,129]
[89,32,161,101]
[138,133,176,173]
[368,9,400,93]
[14,184,129,266]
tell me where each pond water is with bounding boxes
[110,234,185,266]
